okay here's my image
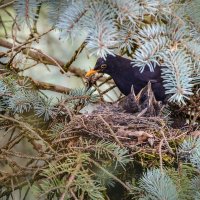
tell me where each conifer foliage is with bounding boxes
[0,0,200,199]
[14,0,200,104]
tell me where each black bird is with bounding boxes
[85,54,167,102]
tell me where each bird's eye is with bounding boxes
[101,64,107,69]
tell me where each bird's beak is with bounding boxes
[85,69,99,78]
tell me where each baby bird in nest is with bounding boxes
[118,82,162,117]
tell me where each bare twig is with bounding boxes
[11,179,17,200]
[0,114,56,154]
[100,85,116,95]
[29,47,66,74]
[69,189,79,200]
[1,149,49,161]
[160,129,175,155]
[88,158,132,192]
[0,0,15,9]
[98,115,124,147]
[64,41,86,71]
[0,15,8,38]
[31,78,71,94]
[1,28,54,57]
[60,162,82,200]
[0,38,87,77]
[3,8,21,32]
[98,76,112,88]
[0,174,42,198]
[159,139,164,173]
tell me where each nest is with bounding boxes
[53,107,198,168]
[52,83,199,168]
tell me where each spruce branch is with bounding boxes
[88,158,132,192]
[108,0,139,24]
[85,2,118,59]
[1,1,200,199]
[0,175,40,198]
[31,1,42,34]
[14,0,40,28]
[0,114,56,154]
[91,140,131,169]
[47,0,67,26]
[138,168,178,200]
[179,137,200,169]
[161,50,193,104]
[56,0,88,40]
[60,160,82,200]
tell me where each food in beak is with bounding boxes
[85,69,99,78]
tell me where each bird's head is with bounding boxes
[85,54,116,78]
[85,58,108,78]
